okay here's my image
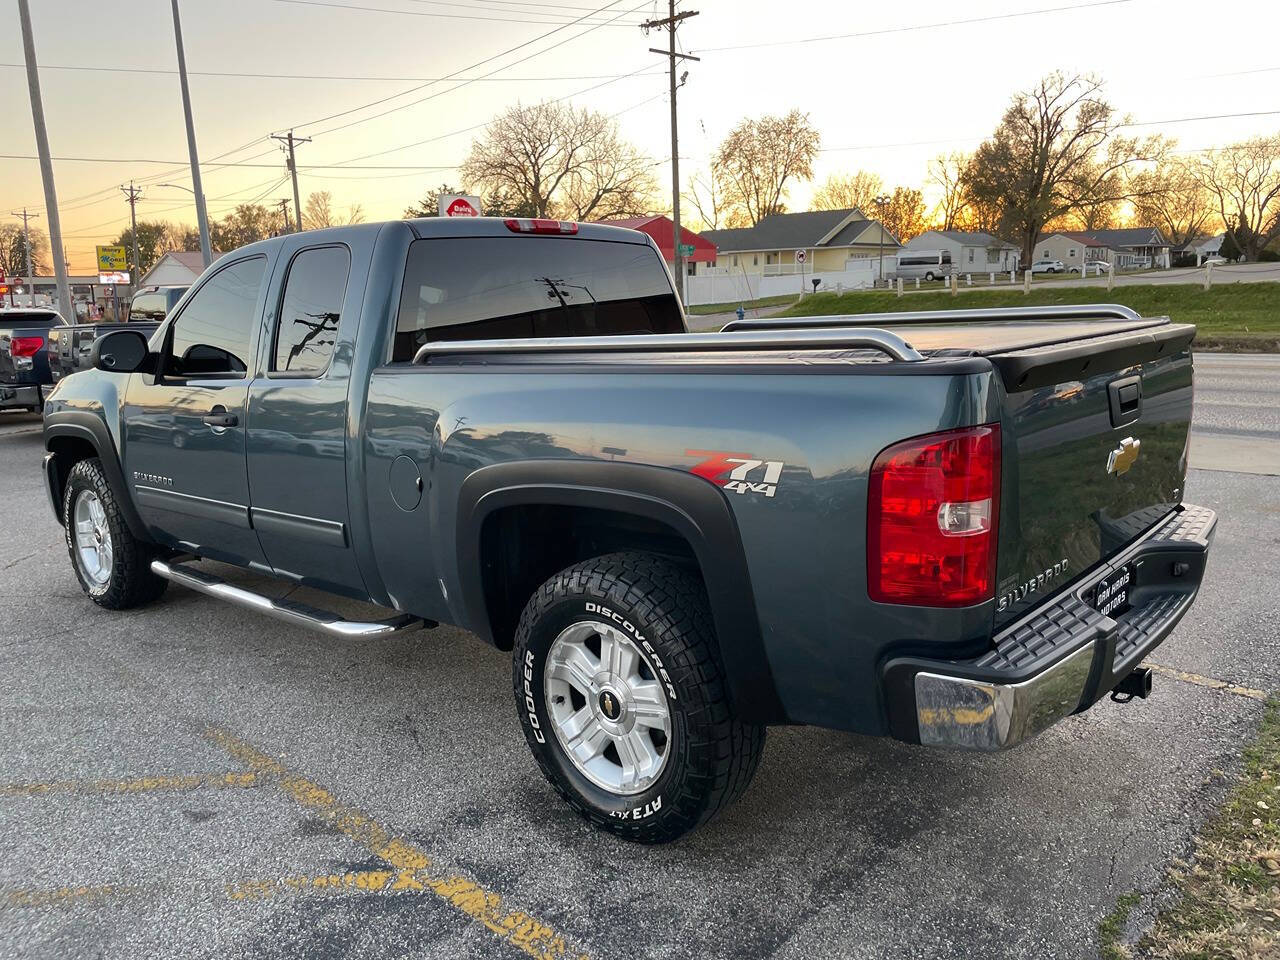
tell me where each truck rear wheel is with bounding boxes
[512,552,765,843]
[63,457,167,610]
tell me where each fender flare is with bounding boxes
[43,411,150,541]
[456,460,787,724]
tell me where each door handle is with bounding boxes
[202,410,238,428]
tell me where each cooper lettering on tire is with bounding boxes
[511,552,765,843]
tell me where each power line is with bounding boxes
[0,154,463,169]
[691,0,1137,53]
[267,0,641,26]
[0,61,663,83]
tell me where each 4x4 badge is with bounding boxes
[1107,436,1141,475]
[687,450,784,498]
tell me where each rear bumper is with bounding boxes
[882,503,1216,751]
[0,383,40,408]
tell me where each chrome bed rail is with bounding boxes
[412,327,925,365]
[720,303,1146,333]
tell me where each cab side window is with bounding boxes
[272,246,350,374]
[164,257,265,377]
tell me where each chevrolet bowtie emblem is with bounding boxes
[1107,436,1141,475]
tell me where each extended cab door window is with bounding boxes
[392,237,683,361]
[271,245,349,375]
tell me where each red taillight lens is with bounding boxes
[868,424,1001,607]
[504,218,579,235]
[9,336,44,358]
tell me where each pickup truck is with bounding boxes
[40,217,1216,843]
[45,285,183,382]
[2,307,66,412]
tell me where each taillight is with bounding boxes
[504,218,579,235]
[868,424,1001,607]
[9,336,44,358]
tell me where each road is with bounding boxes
[1,357,1278,959]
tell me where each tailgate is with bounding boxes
[993,339,1193,626]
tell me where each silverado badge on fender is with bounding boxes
[1107,437,1141,476]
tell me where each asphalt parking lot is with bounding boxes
[1,356,1277,960]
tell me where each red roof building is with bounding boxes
[596,216,718,266]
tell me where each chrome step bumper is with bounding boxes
[151,560,424,639]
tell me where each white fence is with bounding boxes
[685,260,880,306]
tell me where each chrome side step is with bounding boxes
[150,560,425,639]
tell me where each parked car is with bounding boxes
[1070,260,1111,274]
[1202,256,1227,266]
[41,218,1215,843]
[894,249,952,282]
[1031,259,1066,274]
[45,285,183,382]
[1,307,66,412]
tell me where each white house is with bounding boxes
[906,230,1021,274]
[1174,234,1225,265]
[138,251,215,287]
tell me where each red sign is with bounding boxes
[445,197,480,217]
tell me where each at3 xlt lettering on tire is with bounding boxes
[512,552,765,843]
[62,457,168,610]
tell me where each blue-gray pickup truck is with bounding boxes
[40,217,1215,842]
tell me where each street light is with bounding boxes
[873,194,890,288]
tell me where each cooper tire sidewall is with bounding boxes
[520,597,685,827]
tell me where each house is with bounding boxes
[701,209,900,277]
[1173,233,1225,266]
[1086,227,1171,269]
[596,215,717,279]
[138,251,216,287]
[1033,232,1115,271]
[906,230,1020,273]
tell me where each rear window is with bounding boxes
[129,294,167,321]
[393,236,682,362]
[2,311,63,327]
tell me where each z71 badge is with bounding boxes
[687,450,784,498]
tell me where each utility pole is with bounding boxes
[171,0,212,268]
[121,181,142,294]
[17,0,71,317]
[272,130,310,232]
[642,3,698,304]
[275,199,292,236]
[874,194,889,288]
[11,209,39,283]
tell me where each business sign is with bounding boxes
[96,245,128,271]
[98,271,131,285]
[794,249,807,264]
[438,194,482,218]
[677,243,696,256]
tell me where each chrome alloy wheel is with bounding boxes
[544,621,673,796]
[73,489,113,587]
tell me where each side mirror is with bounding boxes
[91,329,152,373]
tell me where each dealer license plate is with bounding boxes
[1090,562,1135,618]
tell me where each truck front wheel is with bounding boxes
[63,457,168,610]
[512,552,765,843]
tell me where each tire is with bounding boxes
[924,271,935,282]
[512,552,765,844]
[63,457,168,610]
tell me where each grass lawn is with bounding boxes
[685,294,798,316]
[777,283,1280,345]
[1102,699,1280,958]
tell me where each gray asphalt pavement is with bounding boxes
[1,359,1277,960]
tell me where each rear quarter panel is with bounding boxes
[363,361,1001,732]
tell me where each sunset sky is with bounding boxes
[4,0,1279,273]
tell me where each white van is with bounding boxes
[894,250,952,281]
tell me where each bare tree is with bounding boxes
[303,191,365,230]
[1127,158,1216,247]
[927,152,970,231]
[965,72,1163,264]
[1191,133,1280,260]
[0,223,48,276]
[683,166,736,230]
[714,110,820,225]
[461,101,656,221]
[810,171,883,214]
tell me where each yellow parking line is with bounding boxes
[0,771,260,798]
[204,726,587,960]
[1146,663,1269,701]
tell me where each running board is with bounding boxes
[150,560,425,639]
